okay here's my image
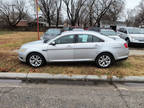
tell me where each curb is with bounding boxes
[0,73,144,83]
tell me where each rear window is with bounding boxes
[101,30,117,36]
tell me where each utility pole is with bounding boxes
[35,0,40,40]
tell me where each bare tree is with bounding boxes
[125,9,137,26]
[86,0,96,26]
[125,0,144,27]
[38,0,56,27]
[63,0,87,26]
[93,0,114,27]
[0,0,27,28]
[55,0,62,27]
[103,0,125,22]
[134,0,144,27]
[82,0,118,27]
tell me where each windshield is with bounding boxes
[127,28,142,34]
[45,29,61,36]
[100,30,117,36]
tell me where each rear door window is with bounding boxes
[76,34,104,43]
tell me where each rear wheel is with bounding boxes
[27,53,46,68]
[96,53,114,68]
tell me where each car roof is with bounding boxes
[61,31,100,35]
[100,29,114,31]
[61,31,111,40]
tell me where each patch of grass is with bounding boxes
[0,32,43,50]
[0,51,144,77]
[0,31,14,35]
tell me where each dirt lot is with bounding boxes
[0,31,144,77]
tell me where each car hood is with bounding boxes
[21,40,45,48]
[129,34,144,40]
[129,34,144,37]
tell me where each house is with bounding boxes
[16,20,28,27]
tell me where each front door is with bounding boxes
[47,35,75,62]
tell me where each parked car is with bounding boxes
[88,27,100,32]
[41,28,62,40]
[118,27,144,45]
[62,27,73,32]
[18,31,129,68]
[89,28,121,40]
[100,29,121,39]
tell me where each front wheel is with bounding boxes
[96,53,114,68]
[27,53,45,68]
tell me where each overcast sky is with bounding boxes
[126,0,141,10]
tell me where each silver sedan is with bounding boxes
[18,31,129,68]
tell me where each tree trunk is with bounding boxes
[56,11,59,28]
[89,10,93,27]
[47,18,51,27]
[95,19,101,27]
[71,20,76,26]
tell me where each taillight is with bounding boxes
[124,43,128,48]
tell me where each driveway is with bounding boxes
[0,80,144,108]
[129,48,144,56]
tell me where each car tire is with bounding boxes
[96,53,114,68]
[27,53,46,68]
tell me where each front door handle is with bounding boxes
[42,49,49,51]
[95,44,99,46]
[67,45,72,48]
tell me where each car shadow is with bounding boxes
[129,44,144,49]
[46,61,96,67]
[20,60,124,68]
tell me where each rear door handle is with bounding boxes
[95,44,99,46]
[66,45,72,48]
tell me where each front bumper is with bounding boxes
[130,39,144,44]
[18,52,27,62]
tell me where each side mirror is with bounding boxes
[43,39,49,43]
[50,41,56,46]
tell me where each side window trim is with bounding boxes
[75,34,104,43]
[55,35,75,44]
[92,35,104,42]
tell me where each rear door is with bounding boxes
[73,34,104,61]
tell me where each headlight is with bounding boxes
[19,48,27,53]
